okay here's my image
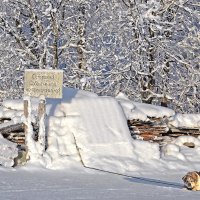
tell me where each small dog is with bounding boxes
[182,171,200,191]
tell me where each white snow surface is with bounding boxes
[0,168,199,200]
[1,88,200,199]
[49,96,136,173]
[116,92,175,121]
[0,134,18,167]
[169,113,200,128]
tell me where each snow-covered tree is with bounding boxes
[0,0,199,113]
[117,0,200,112]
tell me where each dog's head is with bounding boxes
[182,171,200,190]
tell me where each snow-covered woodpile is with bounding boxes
[0,117,20,167]
[168,127,200,138]
[128,119,200,145]
[128,119,168,142]
[116,92,200,146]
[1,105,200,148]
[0,90,199,165]
[0,121,25,144]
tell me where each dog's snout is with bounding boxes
[186,182,193,189]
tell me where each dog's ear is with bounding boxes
[182,175,187,181]
[186,171,199,184]
[193,172,199,182]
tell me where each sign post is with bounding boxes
[24,69,63,156]
[23,99,29,136]
[38,96,46,153]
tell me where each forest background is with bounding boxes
[0,0,199,113]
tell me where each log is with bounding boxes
[0,122,24,135]
[128,118,200,145]
[169,128,200,134]
[0,117,11,123]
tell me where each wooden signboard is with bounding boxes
[24,69,63,99]
[24,69,63,156]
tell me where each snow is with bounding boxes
[116,92,175,121]
[133,102,175,119]
[169,113,200,128]
[51,96,136,173]
[174,136,200,147]
[0,87,200,199]
[0,168,199,200]
[2,99,24,111]
[0,107,23,124]
[44,116,82,169]
[0,134,18,167]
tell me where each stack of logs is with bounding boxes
[128,119,168,143]
[1,116,200,147]
[0,118,39,145]
[0,118,25,144]
[128,118,200,145]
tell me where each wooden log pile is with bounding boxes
[164,128,200,138]
[128,119,168,142]
[1,106,200,147]
[128,119,200,145]
[0,117,38,145]
[0,118,25,144]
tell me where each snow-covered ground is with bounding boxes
[0,167,199,200]
[0,87,200,199]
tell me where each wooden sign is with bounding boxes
[24,69,63,98]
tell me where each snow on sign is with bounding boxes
[24,69,63,98]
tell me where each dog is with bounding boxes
[182,171,200,191]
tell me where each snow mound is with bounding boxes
[44,116,82,169]
[0,107,23,122]
[161,136,200,164]
[169,113,200,128]
[161,144,186,161]
[0,135,18,167]
[116,92,175,121]
[50,96,136,173]
[133,102,175,119]
[1,87,200,173]
[173,136,200,147]
[132,140,160,161]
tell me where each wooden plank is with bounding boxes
[170,128,200,133]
